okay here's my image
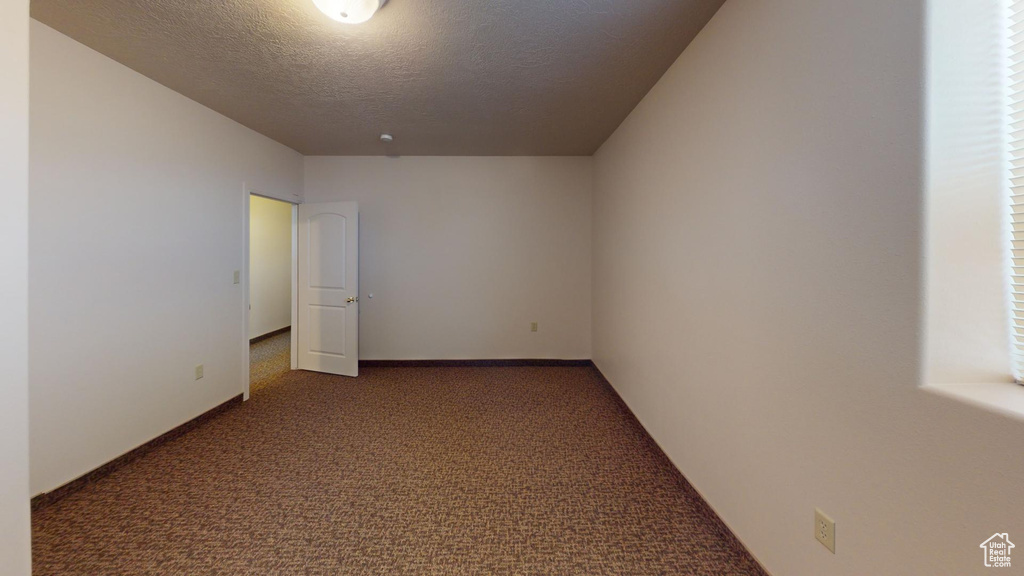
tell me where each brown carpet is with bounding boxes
[32,332,768,575]
[249,329,292,394]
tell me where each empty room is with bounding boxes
[3,0,1024,574]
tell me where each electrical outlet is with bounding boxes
[531,322,538,332]
[233,270,241,284]
[815,508,836,553]
[195,364,204,380]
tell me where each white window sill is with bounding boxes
[922,381,1024,420]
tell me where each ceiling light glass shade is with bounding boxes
[312,0,385,24]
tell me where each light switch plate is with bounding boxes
[531,322,538,332]
[233,270,241,284]
[195,364,204,380]
[815,508,836,553]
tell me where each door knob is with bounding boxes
[346,296,359,303]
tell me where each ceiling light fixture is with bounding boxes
[312,0,387,24]
[380,133,394,144]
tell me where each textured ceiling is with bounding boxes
[31,0,725,156]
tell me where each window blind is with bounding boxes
[1010,0,1024,382]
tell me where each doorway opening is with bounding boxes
[245,193,298,398]
[243,193,360,398]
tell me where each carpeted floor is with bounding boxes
[249,329,292,394]
[32,331,767,575]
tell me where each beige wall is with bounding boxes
[30,21,303,495]
[0,1,31,573]
[249,195,293,339]
[304,156,592,360]
[592,0,1024,575]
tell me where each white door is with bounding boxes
[297,201,358,376]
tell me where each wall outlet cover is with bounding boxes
[815,508,836,554]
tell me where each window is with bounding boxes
[921,0,1024,416]
[1008,0,1024,383]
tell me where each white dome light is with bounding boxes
[312,0,386,24]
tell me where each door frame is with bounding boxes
[242,183,300,400]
